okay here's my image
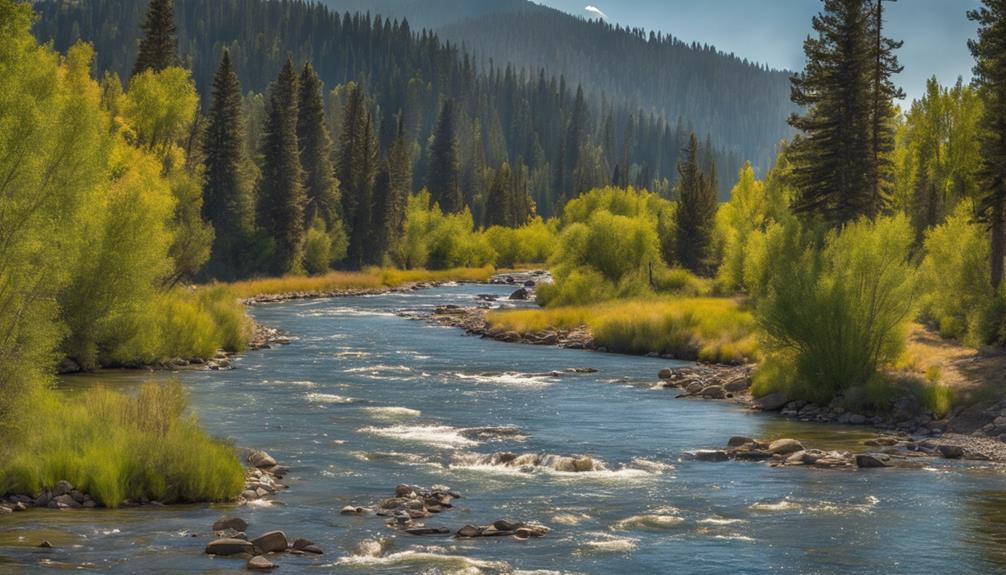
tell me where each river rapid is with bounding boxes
[3,283,1006,574]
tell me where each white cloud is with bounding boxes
[584,5,608,20]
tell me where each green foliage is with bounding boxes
[483,218,558,268]
[753,215,919,402]
[0,381,244,507]
[389,190,495,269]
[919,205,995,344]
[675,133,719,275]
[131,0,178,77]
[428,99,463,213]
[304,219,335,276]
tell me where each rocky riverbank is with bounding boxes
[427,305,594,349]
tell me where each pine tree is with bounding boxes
[675,134,718,276]
[370,160,394,262]
[297,62,340,231]
[387,115,412,242]
[132,0,178,77]
[969,0,1006,290]
[510,160,533,226]
[203,49,253,279]
[485,162,513,227]
[428,99,463,213]
[867,0,905,218]
[346,111,378,269]
[788,0,875,226]
[258,57,306,275]
[336,82,366,233]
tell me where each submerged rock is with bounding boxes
[683,449,730,462]
[206,538,254,556]
[248,451,277,469]
[754,392,789,411]
[247,556,277,570]
[768,438,804,455]
[213,517,249,532]
[855,453,890,468]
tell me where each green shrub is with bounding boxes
[919,205,995,345]
[753,215,919,403]
[483,217,558,267]
[304,223,333,276]
[0,381,244,507]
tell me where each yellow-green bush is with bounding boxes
[487,297,757,363]
[389,190,496,269]
[0,381,244,507]
[919,204,996,344]
[483,217,558,267]
[751,215,919,403]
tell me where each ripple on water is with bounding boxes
[454,371,558,389]
[578,533,638,554]
[360,406,422,418]
[357,424,480,448]
[305,392,354,404]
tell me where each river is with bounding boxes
[2,283,1006,574]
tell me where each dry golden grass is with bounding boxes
[487,297,758,364]
[226,266,495,298]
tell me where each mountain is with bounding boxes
[321,0,796,168]
[31,0,740,214]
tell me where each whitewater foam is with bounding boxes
[306,392,354,404]
[358,424,479,448]
[361,406,422,418]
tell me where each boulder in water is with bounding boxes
[683,449,729,462]
[247,556,277,570]
[205,538,254,556]
[251,531,288,554]
[508,287,530,300]
[213,517,248,532]
[754,392,788,411]
[855,453,890,468]
[768,438,804,455]
[248,451,277,469]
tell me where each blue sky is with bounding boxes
[535,0,980,104]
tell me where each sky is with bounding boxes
[535,0,981,104]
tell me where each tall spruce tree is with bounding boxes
[868,0,905,217]
[132,0,178,77]
[346,111,378,269]
[202,49,253,279]
[969,0,1006,291]
[485,162,514,227]
[297,62,341,232]
[788,0,875,225]
[675,134,718,276]
[428,99,463,213]
[258,57,306,275]
[336,82,366,235]
[387,115,412,243]
[370,160,394,263]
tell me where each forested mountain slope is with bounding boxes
[439,8,796,168]
[315,0,542,32]
[32,0,740,211]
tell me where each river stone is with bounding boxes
[456,525,481,538]
[658,368,673,379]
[938,444,964,459]
[213,517,249,532]
[394,484,415,498]
[727,436,755,448]
[340,505,366,514]
[700,385,726,399]
[53,480,73,497]
[405,526,451,536]
[247,556,277,570]
[855,453,890,468]
[248,451,277,468]
[684,449,729,462]
[848,414,867,425]
[38,541,53,548]
[52,494,81,509]
[251,531,288,553]
[206,538,254,556]
[508,287,530,300]
[723,376,751,393]
[768,438,804,455]
[493,519,521,531]
[754,392,788,411]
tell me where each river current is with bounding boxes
[3,283,1006,574]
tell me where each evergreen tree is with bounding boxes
[258,57,306,275]
[428,99,463,213]
[675,133,718,276]
[788,0,875,225]
[370,160,394,262]
[336,82,366,233]
[485,162,513,227]
[203,49,253,279]
[969,0,1006,290]
[867,0,905,217]
[387,115,412,242]
[346,111,378,269]
[132,0,178,77]
[297,62,340,231]
[510,160,533,226]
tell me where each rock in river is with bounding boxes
[754,392,789,411]
[683,449,730,462]
[251,531,288,554]
[248,451,277,469]
[768,438,804,455]
[213,517,249,532]
[508,287,531,300]
[206,538,255,556]
[938,444,964,459]
[855,453,890,468]
[247,556,277,570]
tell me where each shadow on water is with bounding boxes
[966,490,1006,570]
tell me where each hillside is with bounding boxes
[32,0,740,214]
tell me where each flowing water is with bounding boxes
[3,283,1006,574]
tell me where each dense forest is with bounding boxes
[31,0,741,217]
[438,7,796,169]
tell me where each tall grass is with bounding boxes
[0,381,244,507]
[487,297,758,364]
[226,266,495,299]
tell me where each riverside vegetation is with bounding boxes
[4,0,1006,515]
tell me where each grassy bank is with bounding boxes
[226,266,495,299]
[487,297,758,364]
[0,381,244,507]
